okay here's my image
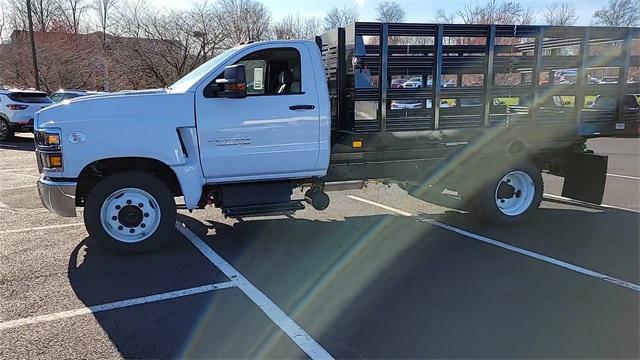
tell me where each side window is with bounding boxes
[235,48,302,96]
[240,59,267,96]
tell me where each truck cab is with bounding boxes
[35,40,331,252]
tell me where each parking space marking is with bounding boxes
[0,184,37,191]
[544,193,640,214]
[177,222,334,360]
[3,168,39,173]
[348,195,640,293]
[9,173,40,179]
[0,223,84,235]
[0,281,236,331]
[607,173,640,181]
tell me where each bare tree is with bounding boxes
[56,0,88,33]
[0,2,6,42]
[93,0,117,91]
[5,0,60,32]
[31,0,59,31]
[215,0,271,48]
[434,8,454,24]
[189,0,226,59]
[543,2,578,26]
[272,14,321,40]
[436,0,536,25]
[323,6,359,31]
[375,0,406,23]
[593,0,640,26]
[111,0,229,89]
[93,0,117,42]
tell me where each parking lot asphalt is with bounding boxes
[1,134,638,359]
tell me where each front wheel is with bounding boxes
[470,163,543,225]
[84,171,176,253]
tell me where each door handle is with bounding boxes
[289,105,315,111]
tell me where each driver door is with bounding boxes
[196,44,320,182]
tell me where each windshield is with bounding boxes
[167,46,244,93]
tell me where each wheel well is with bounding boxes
[76,157,182,207]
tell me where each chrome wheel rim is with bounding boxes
[100,188,161,243]
[494,171,535,216]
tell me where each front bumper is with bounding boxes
[37,178,77,217]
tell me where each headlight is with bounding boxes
[46,133,60,146]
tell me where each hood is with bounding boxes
[36,88,195,129]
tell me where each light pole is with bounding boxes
[26,0,40,90]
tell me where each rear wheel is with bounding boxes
[84,171,176,253]
[471,162,543,225]
[0,119,14,142]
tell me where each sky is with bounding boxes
[160,0,607,25]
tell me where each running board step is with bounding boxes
[222,201,305,218]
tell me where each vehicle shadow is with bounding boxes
[0,135,35,152]
[67,206,639,358]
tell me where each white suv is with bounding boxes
[0,89,52,141]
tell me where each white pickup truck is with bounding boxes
[35,23,633,252]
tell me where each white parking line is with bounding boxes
[3,168,39,173]
[607,173,640,181]
[543,193,640,214]
[0,281,236,331]
[177,222,334,360]
[10,173,40,179]
[0,184,37,191]
[347,195,640,293]
[0,223,84,235]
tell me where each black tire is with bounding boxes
[84,171,176,253]
[0,119,14,142]
[470,162,543,225]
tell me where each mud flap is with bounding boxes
[562,153,608,204]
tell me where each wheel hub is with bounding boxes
[118,205,143,228]
[494,171,536,216]
[100,188,161,243]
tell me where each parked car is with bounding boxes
[0,89,52,141]
[49,89,104,103]
[598,77,619,84]
[390,78,408,88]
[556,69,578,84]
[402,77,423,88]
[390,100,422,109]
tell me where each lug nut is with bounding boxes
[130,229,135,234]
[112,216,117,221]
[118,226,123,230]
[115,205,121,210]
[144,213,149,218]
[126,200,132,205]
[140,224,146,228]
[138,203,144,208]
